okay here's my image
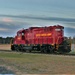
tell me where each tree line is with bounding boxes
[0,37,13,44]
[0,36,75,44]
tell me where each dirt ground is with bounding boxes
[0,44,11,50]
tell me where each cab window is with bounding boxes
[22,32,24,36]
[17,33,21,36]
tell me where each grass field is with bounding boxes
[0,44,75,75]
[0,52,75,75]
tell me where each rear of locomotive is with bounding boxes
[37,25,71,53]
[53,25,71,53]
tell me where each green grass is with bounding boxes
[0,52,75,74]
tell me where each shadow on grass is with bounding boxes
[0,66,15,74]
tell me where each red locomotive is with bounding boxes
[11,25,71,53]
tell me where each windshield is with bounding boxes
[17,33,21,36]
[17,32,24,36]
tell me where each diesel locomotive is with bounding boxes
[11,25,71,53]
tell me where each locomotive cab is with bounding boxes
[11,29,26,51]
[17,31,25,40]
[17,30,25,41]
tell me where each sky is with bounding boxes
[0,0,75,37]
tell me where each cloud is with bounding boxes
[64,27,75,37]
[0,21,32,37]
[0,14,75,37]
[0,28,9,31]
[2,17,13,23]
[0,14,75,23]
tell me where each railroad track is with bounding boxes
[0,50,12,52]
[52,53,75,57]
[0,49,75,57]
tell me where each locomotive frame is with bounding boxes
[11,25,71,53]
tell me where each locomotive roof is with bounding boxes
[17,25,64,33]
[17,29,25,33]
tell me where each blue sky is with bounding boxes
[0,0,75,37]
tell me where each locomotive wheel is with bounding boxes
[43,49,48,53]
[48,45,54,53]
[43,46,49,53]
[15,47,19,52]
[40,46,47,53]
[14,45,19,52]
[41,45,53,53]
[26,49,31,53]
[11,45,18,51]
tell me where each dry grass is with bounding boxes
[0,44,11,50]
[0,44,75,75]
[71,44,75,52]
[0,52,75,75]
